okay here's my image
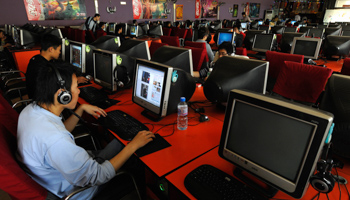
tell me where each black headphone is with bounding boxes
[309,144,335,193]
[114,65,131,88]
[52,66,72,105]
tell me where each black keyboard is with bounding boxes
[100,110,149,141]
[184,165,266,200]
[79,86,108,104]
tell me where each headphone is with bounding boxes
[309,144,335,193]
[114,65,131,88]
[52,66,72,105]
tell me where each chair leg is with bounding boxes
[116,170,142,200]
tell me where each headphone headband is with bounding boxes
[52,65,72,105]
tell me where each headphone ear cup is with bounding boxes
[57,90,72,105]
[310,171,335,193]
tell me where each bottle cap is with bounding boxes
[180,97,186,102]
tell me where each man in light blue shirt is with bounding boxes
[17,62,155,199]
[195,27,215,62]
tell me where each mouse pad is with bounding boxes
[94,99,120,109]
[135,134,171,157]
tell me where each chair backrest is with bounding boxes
[185,28,193,41]
[273,61,333,103]
[341,58,350,76]
[265,50,304,79]
[184,46,207,71]
[68,28,76,40]
[12,50,40,76]
[96,30,107,39]
[235,47,247,56]
[184,41,209,62]
[0,94,19,136]
[149,42,168,58]
[160,36,180,47]
[162,27,172,36]
[172,28,188,39]
[86,30,96,43]
[74,29,86,43]
[171,27,180,36]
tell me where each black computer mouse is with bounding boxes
[199,115,209,122]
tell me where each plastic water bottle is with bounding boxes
[177,97,188,130]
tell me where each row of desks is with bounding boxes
[78,83,350,200]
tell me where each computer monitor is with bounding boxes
[317,24,328,29]
[291,37,322,60]
[307,28,325,38]
[130,25,138,37]
[299,26,313,33]
[241,22,248,29]
[290,20,296,25]
[19,29,40,47]
[249,21,259,29]
[219,89,333,199]
[252,34,277,52]
[342,30,350,36]
[93,49,118,91]
[211,22,222,31]
[140,23,149,34]
[271,26,284,34]
[70,42,86,74]
[258,25,270,34]
[151,46,193,76]
[132,59,196,121]
[324,35,350,59]
[203,57,268,103]
[116,39,151,60]
[44,28,63,38]
[280,32,305,53]
[121,23,128,35]
[325,27,342,37]
[283,26,298,33]
[243,30,266,50]
[90,35,121,52]
[217,32,235,46]
[258,21,263,25]
[108,23,116,33]
[328,24,342,29]
[148,25,163,37]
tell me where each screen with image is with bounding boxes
[241,22,247,29]
[130,25,138,36]
[69,42,86,74]
[93,49,117,91]
[71,45,82,69]
[217,32,235,46]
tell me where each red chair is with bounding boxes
[171,27,180,36]
[273,61,333,104]
[96,30,107,39]
[184,41,209,63]
[68,28,76,40]
[173,28,188,39]
[341,58,350,76]
[86,30,96,43]
[162,27,172,36]
[150,42,168,58]
[235,47,247,56]
[184,46,207,71]
[160,36,180,47]
[75,29,86,43]
[185,28,193,41]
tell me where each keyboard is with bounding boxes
[100,110,149,141]
[184,165,266,200]
[79,86,108,104]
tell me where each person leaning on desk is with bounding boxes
[17,62,155,199]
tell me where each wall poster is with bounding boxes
[200,0,218,18]
[23,0,87,21]
[133,0,168,19]
[233,4,238,17]
[176,5,183,21]
[249,3,260,18]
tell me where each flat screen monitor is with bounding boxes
[317,24,328,29]
[291,37,322,60]
[148,25,163,36]
[217,32,235,46]
[325,27,342,37]
[249,21,259,29]
[307,28,325,38]
[299,26,313,33]
[291,20,296,25]
[70,43,86,74]
[19,29,40,47]
[219,89,333,199]
[258,25,270,34]
[116,39,151,60]
[108,23,116,33]
[342,30,350,36]
[151,46,193,76]
[130,25,138,36]
[90,35,121,52]
[211,22,222,30]
[203,57,269,103]
[258,21,263,25]
[280,32,305,53]
[93,49,117,91]
[283,26,298,33]
[243,30,266,50]
[132,59,173,120]
[44,28,63,38]
[241,22,248,29]
[271,26,284,34]
[252,34,276,52]
[324,35,350,58]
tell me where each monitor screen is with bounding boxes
[116,39,151,60]
[148,25,163,36]
[258,21,263,25]
[93,49,117,91]
[258,25,270,33]
[241,22,247,29]
[69,42,86,74]
[252,34,276,52]
[151,45,193,76]
[219,89,333,198]
[109,23,116,33]
[130,25,138,36]
[133,59,173,119]
[217,32,235,46]
[271,26,284,34]
[203,57,268,103]
[291,37,322,59]
[280,32,306,53]
[291,20,296,25]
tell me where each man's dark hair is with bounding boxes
[218,42,234,55]
[34,61,77,106]
[41,34,61,51]
[0,30,4,34]
[94,14,100,18]
[242,12,246,16]
[186,20,192,28]
[115,24,123,33]
[198,27,209,39]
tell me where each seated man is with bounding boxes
[115,24,129,44]
[233,26,244,47]
[195,27,214,62]
[26,34,88,99]
[17,61,155,199]
[0,30,11,51]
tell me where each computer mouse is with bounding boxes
[199,115,209,122]
[86,75,92,81]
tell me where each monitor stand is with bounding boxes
[233,168,278,198]
[141,109,163,122]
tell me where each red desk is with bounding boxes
[78,85,224,177]
[166,147,350,200]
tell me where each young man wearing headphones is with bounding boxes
[17,62,155,199]
[26,34,89,99]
